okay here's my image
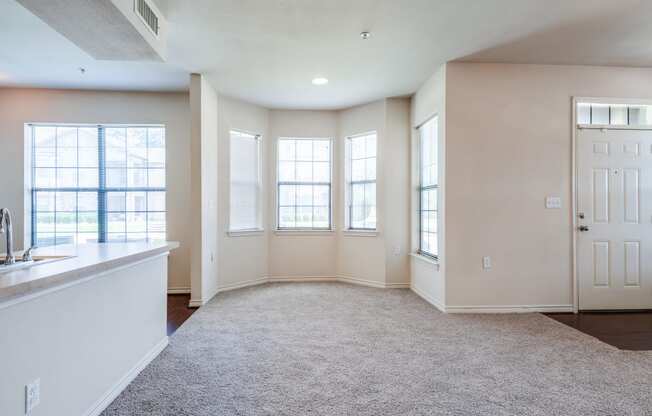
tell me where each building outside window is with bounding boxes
[30,124,166,246]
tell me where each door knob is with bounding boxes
[578,225,589,232]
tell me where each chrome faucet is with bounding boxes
[0,208,15,265]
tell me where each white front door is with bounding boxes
[577,127,652,310]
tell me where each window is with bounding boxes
[30,124,166,246]
[229,130,262,232]
[577,102,652,126]
[345,132,377,230]
[418,117,438,258]
[277,138,331,230]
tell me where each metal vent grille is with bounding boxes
[135,0,159,36]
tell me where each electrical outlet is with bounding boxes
[482,256,492,270]
[25,378,40,414]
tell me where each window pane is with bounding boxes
[106,128,126,148]
[351,137,365,159]
[277,137,331,230]
[279,207,295,228]
[591,104,609,125]
[78,168,99,188]
[128,169,148,188]
[297,185,313,206]
[278,139,295,161]
[296,206,313,227]
[148,168,166,188]
[577,103,591,125]
[106,147,127,168]
[57,168,77,187]
[56,212,76,232]
[126,192,147,211]
[147,213,166,233]
[126,213,147,233]
[148,128,165,148]
[352,183,364,206]
[107,192,126,211]
[57,127,77,147]
[296,140,312,161]
[365,183,375,208]
[148,192,166,212]
[296,162,313,181]
[610,105,627,125]
[34,126,56,147]
[230,132,260,231]
[78,148,98,168]
[34,168,56,188]
[56,192,76,212]
[35,148,55,167]
[313,140,330,161]
[35,192,55,211]
[30,125,166,246]
[314,162,330,182]
[148,148,165,168]
[279,161,295,182]
[419,118,438,257]
[365,158,376,181]
[78,193,97,211]
[351,206,365,229]
[106,168,127,188]
[314,185,329,206]
[366,135,377,158]
[313,207,329,228]
[108,213,126,232]
[78,128,97,147]
[78,213,98,234]
[279,185,296,206]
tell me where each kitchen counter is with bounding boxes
[0,241,179,308]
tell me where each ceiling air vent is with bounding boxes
[134,0,159,37]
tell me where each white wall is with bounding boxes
[0,255,168,416]
[336,98,411,287]
[337,100,387,285]
[189,74,219,305]
[267,110,340,279]
[443,62,652,310]
[217,95,269,290]
[0,88,191,292]
[410,66,446,308]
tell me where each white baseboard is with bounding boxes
[267,276,338,283]
[167,286,191,294]
[83,337,169,416]
[217,277,268,293]
[410,285,445,312]
[444,304,574,314]
[188,298,204,308]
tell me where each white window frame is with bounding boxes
[344,131,377,231]
[228,129,263,235]
[418,116,438,260]
[275,137,333,232]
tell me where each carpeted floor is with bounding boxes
[102,283,652,415]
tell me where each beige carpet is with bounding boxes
[103,282,652,415]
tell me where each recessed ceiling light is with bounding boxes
[312,77,328,86]
[360,31,372,40]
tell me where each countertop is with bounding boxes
[0,241,179,307]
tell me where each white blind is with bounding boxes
[230,131,260,231]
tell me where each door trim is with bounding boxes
[572,96,652,312]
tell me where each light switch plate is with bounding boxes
[545,196,561,209]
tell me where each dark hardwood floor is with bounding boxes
[167,294,197,336]
[545,311,652,350]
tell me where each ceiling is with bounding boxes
[0,0,649,109]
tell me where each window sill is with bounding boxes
[227,229,265,237]
[274,229,334,236]
[410,252,440,269]
[341,229,378,237]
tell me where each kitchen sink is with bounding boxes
[0,255,73,274]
